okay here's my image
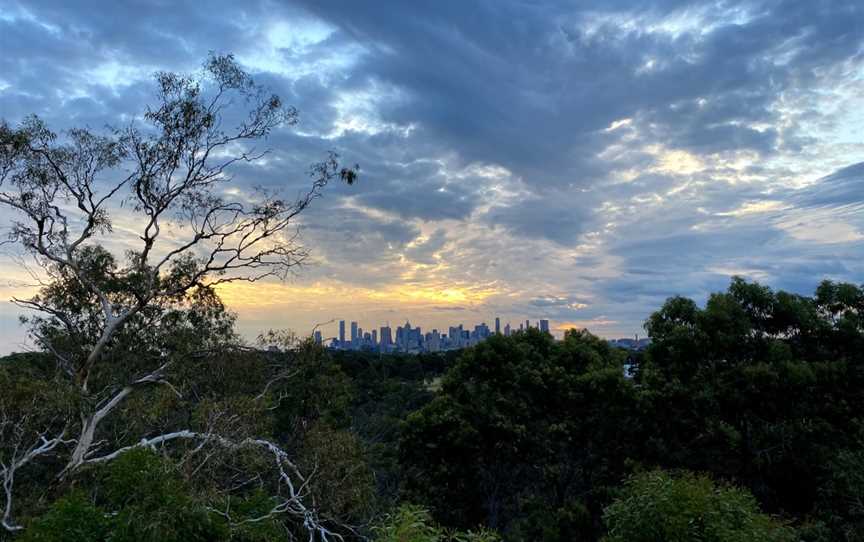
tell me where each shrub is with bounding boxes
[602,470,796,542]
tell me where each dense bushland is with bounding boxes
[3,277,863,540]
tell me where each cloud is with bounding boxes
[404,229,448,265]
[1,0,864,351]
[792,161,864,209]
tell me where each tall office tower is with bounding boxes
[380,326,392,349]
[406,323,420,350]
[431,330,441,352]
[358,327,363,340]
[539,319,550,333]
[339,320,346,345]
[372,329,377,346]
[519,323,524,332]
[313,330,322,344]
[525,319,530,330]
[452,325,466,347]
[350,321,358,342]
[448,326,459,346]
[495,317,500,334]
[504,323,511,336]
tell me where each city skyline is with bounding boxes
[319,317,552,353]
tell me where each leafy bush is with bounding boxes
[100,449,226,542]
[21,450,226,542]
[373,505,499,542]
[20,491,111,542]
[602,470,796,542]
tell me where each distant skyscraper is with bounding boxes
[449,324,463,347]
[504,323,511,336]
[372,329,378,345]
[313,330,322,344]
[429,329,440,352]
[339,320,345,344]
[380,326,392,349]
[350,321,358,342]
[401,321,421,350]
[495,317,500,334]
[539,319,549,334]
[525,319,530,330]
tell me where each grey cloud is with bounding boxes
[529,297,571,308]
[485,192,596,246]
[404,229,448,264]
[2,0,864,349]
[303,204,419,255]
[354,171,480,221]
[529,295,590,311]
[297,0,863,182]
[792,161,864,209]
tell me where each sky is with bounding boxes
[1,0,863,351]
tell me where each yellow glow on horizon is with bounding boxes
[373,284,500,305]
[554,317,617,332]
[213,279,502,311]
[0,282,40,300]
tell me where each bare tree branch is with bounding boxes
[0,410,72,532]
[86,431,344,541]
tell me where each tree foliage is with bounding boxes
[0,54,358,539]
[400,328,631,537]
[372,505,499,542]
[399,278,864,541]
[602,470,795,542]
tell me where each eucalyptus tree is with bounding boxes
[0,54,356,538]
